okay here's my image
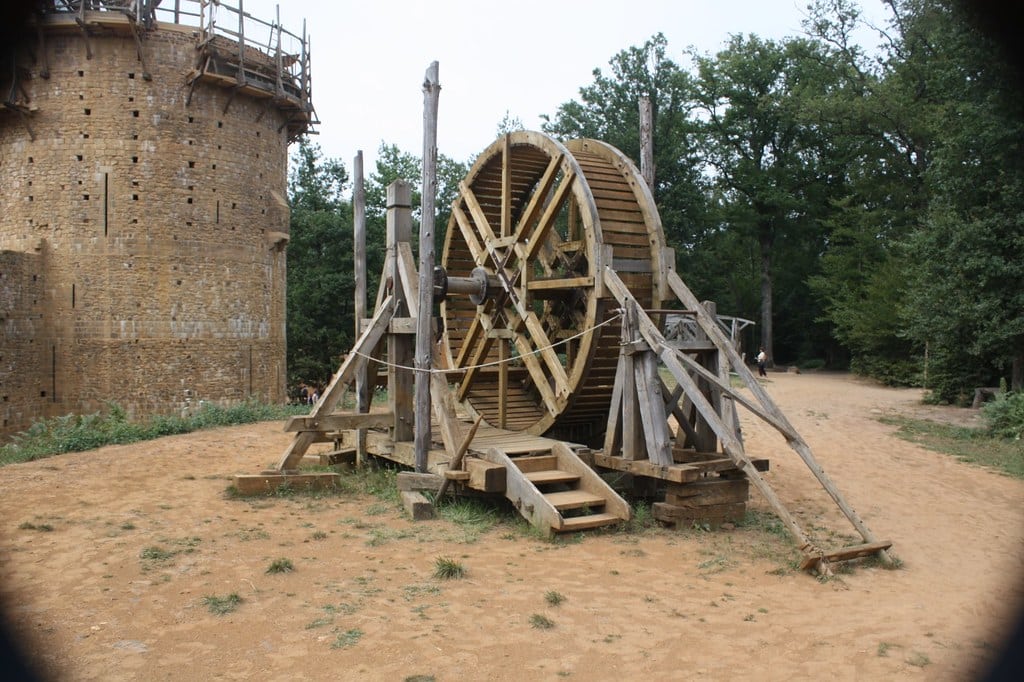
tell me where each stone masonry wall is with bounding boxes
[0,22,292,438]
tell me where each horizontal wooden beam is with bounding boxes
[284,412,395,432]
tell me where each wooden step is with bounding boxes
[525,469,580,485]
[544,490,605,511]
[512,454,558,472]
[558,512,621,532]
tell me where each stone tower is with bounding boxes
[0,1,314,438]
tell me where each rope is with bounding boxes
[353,311,624,375]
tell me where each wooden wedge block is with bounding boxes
[401,490,435,521]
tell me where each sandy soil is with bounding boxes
[1,372,1021,681]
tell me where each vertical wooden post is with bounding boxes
[639,95,654,189]
[387,181,414,443]
[415,62,441,473]
[236,0,245,84]
[353,150,368,467]
[621,301,643,460]
[690,300,719,453]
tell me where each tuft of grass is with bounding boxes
[544,590,565,607]
[18,521,54,532]
[203,593,242,615]
[266,557,294,574]
[437,498,500,541]
[331,628,364,649]
[310,530,328,541]
[433,556,466,580]
[906,651,931,668]
[404,676,436,682]
[0,399,307,466]
[529,613,555,630]
[139,546,177,563]
[879,415,1024,479]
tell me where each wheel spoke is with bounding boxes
[524,170,576,261]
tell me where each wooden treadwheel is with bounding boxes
[441,131,667,444]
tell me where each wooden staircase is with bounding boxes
[479,442,630,534]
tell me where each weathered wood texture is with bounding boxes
[415,62,441,472]
[233,472,340,496]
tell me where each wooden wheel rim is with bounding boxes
[441,131,665,441]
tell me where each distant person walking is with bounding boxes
[756,347,768,377]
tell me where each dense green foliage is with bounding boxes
[0,401,306,465]
[286,140,466,386]
[286,0,1022,413]
[982,391,1024,441]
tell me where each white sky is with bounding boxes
[236,0,888,172]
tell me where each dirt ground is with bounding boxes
[1,372,1021,681]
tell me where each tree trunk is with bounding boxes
[759,230,774,367]
[1013,347,1023,392]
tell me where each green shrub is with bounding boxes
[982,390,1024,440]
[0,399,306,465]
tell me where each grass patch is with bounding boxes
[331,628,364,649]
[544,590,566,606]
[906,651,931,668]
[0,400,307,466]
[529,613,555,630]
[139,546,177,564]
[437,498,501,541]
[879,416,1024,478]
[203,593,242,615]
[433,556,466,580]
[18,521,54,532]
[266,557,294,574]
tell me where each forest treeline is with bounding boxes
[286,0,1023,406]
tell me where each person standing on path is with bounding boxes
[756,347,768,377]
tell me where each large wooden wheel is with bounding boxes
[441,131,667,443]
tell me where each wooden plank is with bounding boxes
[633,338,673,465]
[544,490,605,511]
[653,501,746,528]
[233,472,340,496]
[397,471,443,492]
[664,479,749,507]
[799,540,894,569]
[284,411,394,432]
[511,454,557,473]
[592,452,695,483]
[558,513,621,532]
[523,469,580,485]
[401,490,436,521]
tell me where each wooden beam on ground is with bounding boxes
[233,472,340,496]
[401,490,435,520]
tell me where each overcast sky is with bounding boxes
[233,0,887,173]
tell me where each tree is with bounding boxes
[541,34,708,265]
[286,139,354,385]
[690,35,851,365]
[896,0,1024,398]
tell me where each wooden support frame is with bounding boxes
[603,265,892,571]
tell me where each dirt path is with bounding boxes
[1,372,1021,681]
